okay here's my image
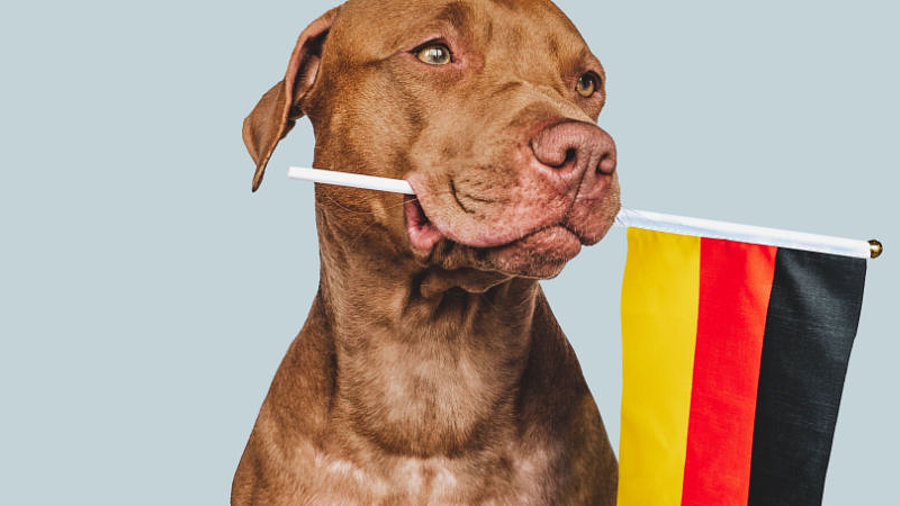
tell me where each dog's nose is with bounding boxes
[530,121,617,193]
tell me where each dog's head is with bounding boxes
[245,0,620,283]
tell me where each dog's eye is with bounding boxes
[416,44,452,65]
[576,73,600,97]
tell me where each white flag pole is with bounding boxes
[288,167,415,195]
[287,167,883,260]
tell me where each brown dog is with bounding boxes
[234,0,621,503]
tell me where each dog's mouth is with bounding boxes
[404,193,585,275]
[405,195,444,252]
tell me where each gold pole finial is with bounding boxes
[870,240,884,259]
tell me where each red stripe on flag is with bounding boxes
[681,239,778,505]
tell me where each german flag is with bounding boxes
[618,228,867,506]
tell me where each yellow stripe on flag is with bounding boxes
[619,228,701,506]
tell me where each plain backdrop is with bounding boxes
[1,0,896,504]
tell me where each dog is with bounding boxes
[234,0,621,503]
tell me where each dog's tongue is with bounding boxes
[405,195,444,251]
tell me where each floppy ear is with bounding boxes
[244,7,340,192]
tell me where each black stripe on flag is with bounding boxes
[748,248,867,506]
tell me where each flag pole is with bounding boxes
[287,167,883,260]
[614,208,881,260]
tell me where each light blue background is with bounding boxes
[1,1,896,504]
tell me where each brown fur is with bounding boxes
[233,0,621,503]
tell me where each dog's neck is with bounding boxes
[313,205,543,457]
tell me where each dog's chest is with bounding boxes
[305,444,558,504]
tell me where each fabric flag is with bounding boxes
[618,227,867,506]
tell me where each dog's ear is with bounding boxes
[244,7,339,192]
